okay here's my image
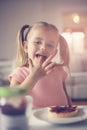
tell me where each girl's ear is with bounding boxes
[23,41,28,53]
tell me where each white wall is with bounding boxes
[0,0,87,60]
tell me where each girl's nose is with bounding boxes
[40,44,46,51]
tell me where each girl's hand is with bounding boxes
[28,49,58,80]
[42,49,58,74]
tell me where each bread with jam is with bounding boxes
[48,105,78,118]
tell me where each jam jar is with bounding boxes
[0,87,32,130]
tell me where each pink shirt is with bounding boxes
[9,66,68,108]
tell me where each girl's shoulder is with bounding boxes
[9,66,29,79]
[8,66,29,83]
[55,65,69,74]
[54,65,65,72]
[13,66,29,73]
[54,66,68,80]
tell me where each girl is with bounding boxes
[9,22,72,108]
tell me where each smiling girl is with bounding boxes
[9,22,72,108]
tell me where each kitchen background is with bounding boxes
[0,0,87,101]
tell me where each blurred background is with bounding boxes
[0,0,87,101]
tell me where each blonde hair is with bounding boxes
[15,22,70,72]
[59,35,70,66]
[15,25,31,67]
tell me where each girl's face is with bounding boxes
[26,26,59,65]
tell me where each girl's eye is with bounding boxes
[47,44,54,48]
[34,41,41,45]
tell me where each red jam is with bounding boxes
[50,106,77,113]
[1,99,27,116]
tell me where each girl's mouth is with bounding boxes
[35,54,47,61]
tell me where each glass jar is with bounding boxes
[0,87,32,130]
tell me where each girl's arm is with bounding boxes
[63,82,72,107]
[10,49,58,92]
[10,73,40,92]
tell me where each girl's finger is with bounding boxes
[45,62,57,71]
[42,49,57,68]
[28,58,33,68]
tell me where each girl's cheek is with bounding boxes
[48,50,54,55]
[28,49,35,59]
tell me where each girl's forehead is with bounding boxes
[31,25,58,33]
[28,25,59,40]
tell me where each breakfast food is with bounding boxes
[48,105,78,118]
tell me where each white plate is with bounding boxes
[33,106,87,124]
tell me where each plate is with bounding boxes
[33,106,87,124]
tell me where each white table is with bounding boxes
[0,106,87,130]
[29,106,87,130]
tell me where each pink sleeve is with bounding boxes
[8,67,27,83]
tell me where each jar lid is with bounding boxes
[0,87,27,97]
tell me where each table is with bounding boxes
[29,105,87,130]
[0,105,87,130]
